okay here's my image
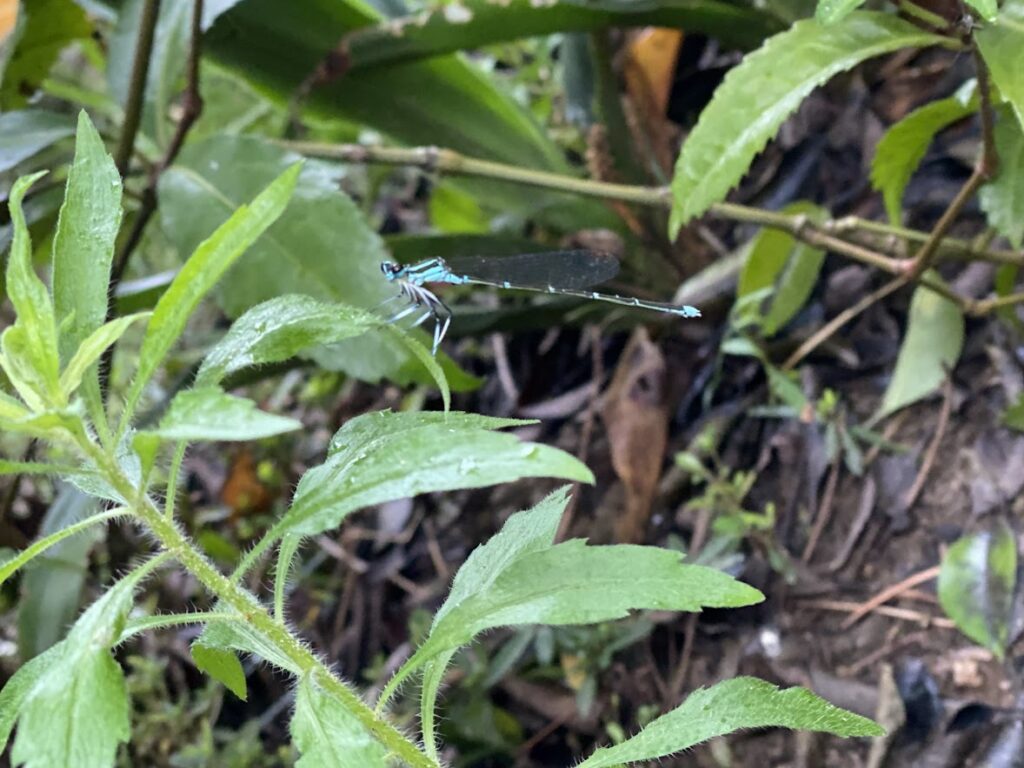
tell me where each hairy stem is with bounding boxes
[77,436,437,768]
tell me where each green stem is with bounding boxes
[120,610,244,641]
[165,440,187,520]
[77,437,437,768]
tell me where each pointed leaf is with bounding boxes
[578,677,883,767]
[143,386,302,442]
[52,110,124,364]
[191,643,248,700]
[279,411,593,539]
[938,521,1017,658]
[878,276,964,418]
[291,677,388,768]
[59,313,149,398]
[977,0,1024,130]
[4,171,61,406]
[195,295,379,387]
[980,107,1024,249]
[126,162,301,418]
[872,82,978,224]
[670,12,949,234]
[9,560,161,768]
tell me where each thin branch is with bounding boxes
[906,42,999,277]
[110,0,206,292]
[114,0,161,178]
[782,276,910,370]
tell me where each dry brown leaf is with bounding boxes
[600,328,669,543]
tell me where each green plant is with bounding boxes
[0,118,883,767]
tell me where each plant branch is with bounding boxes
[906,42,999,278]
[76,435,438,768]
[110,0,206,293]
[114,0,161,178]
[782,276,910,370]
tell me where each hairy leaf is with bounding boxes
[579,677,883,766]
[878,275,964,418]
[977,0,1024,129]
[279,412,593,539]
[191,643,247,700]
[291,677,388,768]
[52,109,123,370]
[939,521,1017,658]
[3,172,61,409]
[979,107,1024,248]
[145,386,302,442]
[195,295,378,387]
[59,313,149,399]
[126,162,301,419]
[670,12,949,234]
[872,82,978,224]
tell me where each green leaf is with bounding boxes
[191,643,248,701]
[344,0,781,70]
[979,107,1024,249]
[578,677,883,767]
[397,487,763,749]
[196,615,302,675]
[965,0,1000,22]
[2,171,61,409]
[0,110,75,173]
[938,521,1017,658]
[0,0,90,109]
[278,411,593,539]
[59,313,149,399]
[159,135,470,391]
[143,386,303,442]
[195,295,379,387]
[52,111,124,364]
[977,0,1024,130]
[737,201,827,335]
[815,0,867,25]
[202,0,617,229]
[0,645,63,752]
[9,558,162,768]
[125,162,301,421]
[878,276,964,418]
[669,12,949,234]
[14,492,121,662]
[291,677,389,768]
[1003,391,1024,430]
[871,82,978,225]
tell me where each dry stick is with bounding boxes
[839,565,942,629]
[782,276,909,371]
[800,597,954,628]
[901,375,954,511]
[908,44,999,278]
[114,0,161,178]
[282,141,998,310]
[801,454,841,563]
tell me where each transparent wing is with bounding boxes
[446,250,620,291]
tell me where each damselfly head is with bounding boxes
[380,261,403,281]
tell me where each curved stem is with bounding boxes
[76,436,437,768]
